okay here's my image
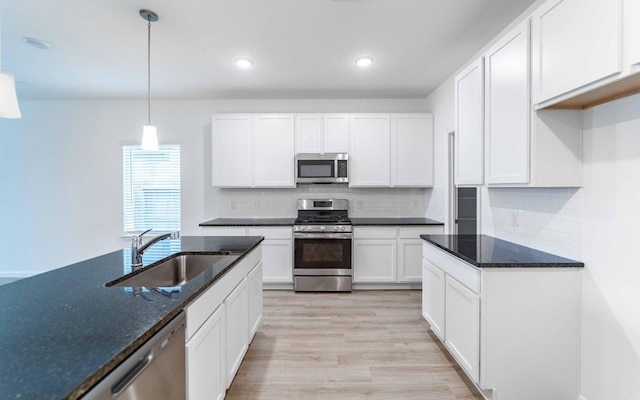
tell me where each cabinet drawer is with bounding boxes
[354,227,397,239]
[398,226,442,239]
[423,242,480,294]
[247,227,292,240]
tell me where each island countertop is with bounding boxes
[0,236,263,400]
[421,234,584,268]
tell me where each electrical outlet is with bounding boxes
[253,200,260,210]
[357,200,364,209]
[230,201,236,210]
[510,211,519,227]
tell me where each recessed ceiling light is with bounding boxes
[22,37,51,50]
[355,57,373,67]
[234,58,254,69]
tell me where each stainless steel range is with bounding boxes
[293,199,352,292]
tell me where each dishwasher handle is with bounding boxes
[111,353,154,396]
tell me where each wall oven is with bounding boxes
[295,153,349,184]
[293,199,352,292]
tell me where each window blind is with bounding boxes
[123,145,181,234]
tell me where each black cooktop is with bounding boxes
[294,215,351,225]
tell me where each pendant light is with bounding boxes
[0,17,21,119]
[140,9,159,151]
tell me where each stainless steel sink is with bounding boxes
[107,254,238,288]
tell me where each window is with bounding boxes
[123,145,181,234]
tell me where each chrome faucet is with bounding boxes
[131,229,180,270]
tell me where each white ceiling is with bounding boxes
[0,0,538,101]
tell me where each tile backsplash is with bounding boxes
[214,186,431,218]
[481,187,582,259]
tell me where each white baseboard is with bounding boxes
[579,396,588,400]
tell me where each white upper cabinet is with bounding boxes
[295,115,323,154]
[455,59,484,186]
[212,115,252,187]
[485,20,530,185]
[323,114,350,153]
[253,115,295,187]
[391,114,434,187]
[624,0,640,71]
[531,0,622,106]
[294,114,349,154]
[212,114,294,188]
[350,114,391,187]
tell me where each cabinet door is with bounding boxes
[350,115,391,187]
[455,59,484,186]
[485,21,530,185]
[258,239,293,283]
[224,278,249,388]
[397,238,424,282]
[445,275,480,383]
[391,114,434,187]
[253,115,295,187]
[353,239,396,282]
[186,305,225,400]
[323,114,350,153]
[212,115,252,187]
[624,0,640,70]
[248,261,263,341]
[422,259,445,341]
[531,0,622,104]
[295,115,322,154]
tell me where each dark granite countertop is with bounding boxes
[421,234,583,268]
[351,217,444,226]
[0,236,263,400]
[200,217,296,226]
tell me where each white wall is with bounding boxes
[0,98,426,276]
[580,94,640,400]
[214,187,430,219]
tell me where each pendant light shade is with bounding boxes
[140,9,159,151]
[141,125,159,150]
[0,15,21,119]
[0,70,21,118]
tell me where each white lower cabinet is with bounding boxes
[201,227,293,286]
[353,225,443,285]
[247,261,263,340]
[445,275,480,382]
[422,241,581,399]
[353,236,396,282]
[186,305,225,400]
[185,247,262,400]
[248,228,292,285]
[421,259,445,340]
[224,278,249,388]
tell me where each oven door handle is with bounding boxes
[294,232,353,239]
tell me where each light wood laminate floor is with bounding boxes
[226,290,483,400]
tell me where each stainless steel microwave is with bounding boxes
[295,153,349,184]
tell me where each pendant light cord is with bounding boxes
[147,18,151,126]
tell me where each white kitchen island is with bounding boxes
[422,234,583,400]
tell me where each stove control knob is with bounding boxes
[339,226,346,232]
[321,226,325,231]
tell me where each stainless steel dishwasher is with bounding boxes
[83,311,186,400]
